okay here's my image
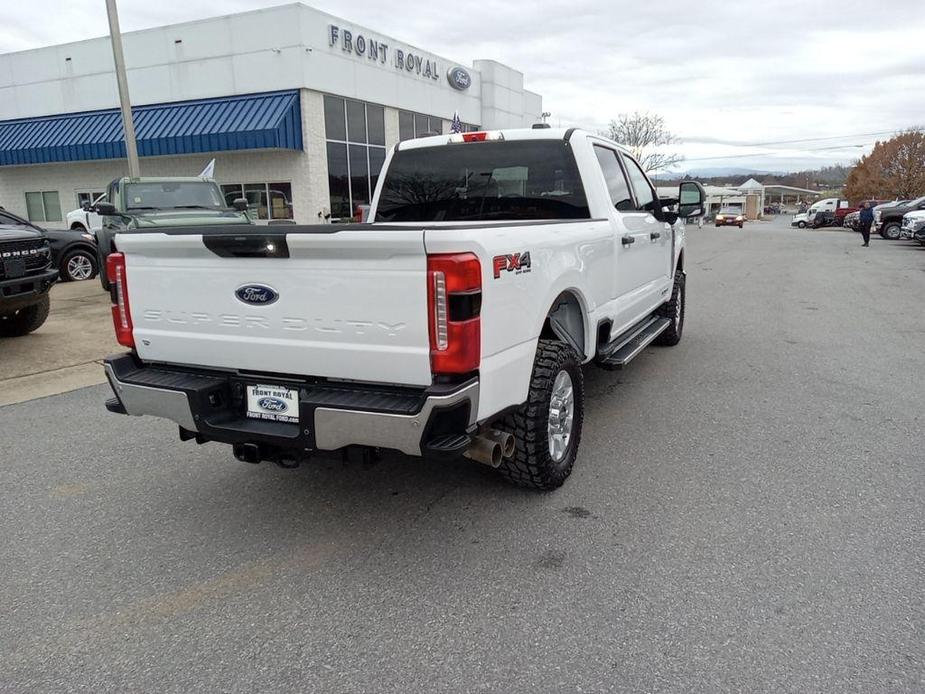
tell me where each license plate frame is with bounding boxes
[245,383,299,424]
[2,258,26,279]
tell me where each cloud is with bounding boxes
[2,0,924,172]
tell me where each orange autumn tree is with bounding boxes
[845,129,925,202]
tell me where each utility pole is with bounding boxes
[105,0,140,177]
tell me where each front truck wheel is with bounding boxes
[655,269,685,346]
[497,340,584,490]
[0,293,50,337]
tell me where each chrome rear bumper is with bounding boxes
[104,354,478,457]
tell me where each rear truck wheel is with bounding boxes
[882,222,901,240]
[0,293,50,337]
[60,248,98,282]
[655,269,685,346]
[497,339,584,491]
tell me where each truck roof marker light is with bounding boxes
[448,131,505,144]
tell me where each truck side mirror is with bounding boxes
[95,202,117,216]
[678,181,706,218]
[232,198,248,212]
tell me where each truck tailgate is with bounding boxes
[116,230,433,386]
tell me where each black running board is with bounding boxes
[595,316,670,370]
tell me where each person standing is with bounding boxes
[858,201,874,247]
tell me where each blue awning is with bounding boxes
[0,90,302,166]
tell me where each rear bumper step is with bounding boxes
[103,353,478,458]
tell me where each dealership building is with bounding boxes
[0,3,543,224]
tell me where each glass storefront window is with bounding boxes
[220,182,294,220]
[398,111,413,141]
[367,105,385,146]
[221,184,243,207]
[349,145,370,206]
[346,100,367,144]
[243,183,268,220]
[369,148,386,197]
[326,141,350,219]
[324,95,389,221]
[398,110,464,141]
[323,96,347,141]
[269,182,293,220]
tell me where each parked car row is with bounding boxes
[791,197,892,230]
[875,196,925,240]
[899,208,925,245]
[793,196,925,240]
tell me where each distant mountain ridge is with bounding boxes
[672,167,785,178]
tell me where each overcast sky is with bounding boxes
[3,0,924,173]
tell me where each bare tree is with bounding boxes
[603,112,683,173]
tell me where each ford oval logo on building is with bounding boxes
[257,397,288,413]
[235,284,279,306]
[447,66,472,91]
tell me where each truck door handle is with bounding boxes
[650,231,661,240]
[621,235,635,246]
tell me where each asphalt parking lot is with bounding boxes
[0,280,115,406]
[1,218,923,693]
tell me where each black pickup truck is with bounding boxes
[0,212,58,337]
[875,196,925,239]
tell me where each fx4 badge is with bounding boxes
[492,252,532,279]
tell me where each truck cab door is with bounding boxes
[592,145,666,335]
[618,153,672,306]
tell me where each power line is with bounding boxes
[682,142,874,163]
[684,130,898,148]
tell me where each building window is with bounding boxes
[220,182,293,220]
[324,95,387,221]
[399,111,442,141]
[25,191,62,222]
[398,111,479,141]
[76,191,106,208]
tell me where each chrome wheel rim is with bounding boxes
[67,254,93,280]
[547,370,574,463]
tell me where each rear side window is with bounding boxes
[375,140,590,222]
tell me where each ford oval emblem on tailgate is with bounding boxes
[235,284,279,306]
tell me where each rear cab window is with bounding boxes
[375,140,590,222]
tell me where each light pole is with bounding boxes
[105,0,140,177]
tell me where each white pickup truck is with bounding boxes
[102,127,704,490]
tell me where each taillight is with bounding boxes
[427,253,481,375]
[106,252,134,348]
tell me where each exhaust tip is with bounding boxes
[485,429,515,459]
[464,436,503,468]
